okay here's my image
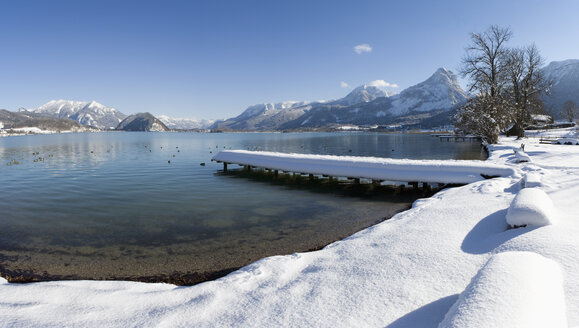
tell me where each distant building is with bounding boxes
[531,114,552,125]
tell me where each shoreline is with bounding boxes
[4,131,578,326]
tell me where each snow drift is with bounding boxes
[439,251,567,328]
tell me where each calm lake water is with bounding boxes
[0,132,485,284]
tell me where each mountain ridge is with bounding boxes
[214,67,467,131]
[25,100,127,129]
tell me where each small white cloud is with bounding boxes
[354,44,372,54]
[368,80,399,88]
[340,81,349,88]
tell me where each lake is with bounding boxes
[0,132,486,284]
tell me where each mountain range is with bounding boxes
[14,100,211,131]
[22,100,127,130]
[212,68,467,131]
[2,59,578,134]
[156,115,215,130]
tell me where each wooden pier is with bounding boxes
[435,134,482,142]
[211,150,515,186]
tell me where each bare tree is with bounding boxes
[456,25,513,143]
[504,44,547,138]
[455,26,550,143]
[461,25,512,99]
[563,100,577,122]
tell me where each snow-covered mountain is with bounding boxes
[0,109,92,133]
[389,68,467,116]
[335,85,391,106]
[212,86,393,131]
[281,68,467,129]
[211,101,314,130]
[157,115,215,130]
[27,100,127,129]
[541,59,579,118]
[213,68,465,131]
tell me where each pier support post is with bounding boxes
[223,163,228,171]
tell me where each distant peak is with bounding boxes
[338,84,389,106]
[84,100,106,108]
[423,67,460,85]
[433,67,455,76]
[353,84,382,91]
[348,84,384,94]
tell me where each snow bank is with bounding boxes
[212,150,516,184]
[523,172,542,188]
[557,138,579,145]
[439,251,567,328]
[506,188,555,227]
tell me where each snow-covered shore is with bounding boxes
[1,129,578,327]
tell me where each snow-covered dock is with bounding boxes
[211,150,516,184]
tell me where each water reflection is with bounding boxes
[0,132,484,284]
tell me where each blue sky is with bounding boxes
[1,0,578,120]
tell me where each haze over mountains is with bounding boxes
[157,115,216,130]
[1,59,578,134]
